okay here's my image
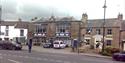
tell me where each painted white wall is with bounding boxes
[0,26,28,40]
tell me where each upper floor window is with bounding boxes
[107,29,112,35]
[36,25,46,33]
[96,29,101,34]
[20,29,24,36]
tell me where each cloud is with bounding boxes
[0,0,125,21]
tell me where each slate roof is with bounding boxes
[34,16,76,22]
[0,21,29,29]
[87,18,121,27]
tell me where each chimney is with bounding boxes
[81,13,88,23]
[118,13,123,20]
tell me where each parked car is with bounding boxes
[53,40,66,49]
[112,52,125,61]
[43,42,53,48]
[0,41,22,50]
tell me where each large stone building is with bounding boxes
[81,13,123,50]
[30,16,80,46]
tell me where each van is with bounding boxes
[53,40,66,49]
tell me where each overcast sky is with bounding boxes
[0,0,125,21]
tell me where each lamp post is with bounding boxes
[0,5,2,38]
[77,21,81,53]
[102,0,107,53]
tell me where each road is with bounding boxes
[0,50,124,63]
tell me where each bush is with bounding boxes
[100,46,120,56]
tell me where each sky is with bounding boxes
[0,0,125,21]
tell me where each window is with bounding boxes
[107,29,112,35]
[86,28,92,34]
[20,29,24,36]
[5,30,9,36]
[96,29,101,34]
[106,40,112,46]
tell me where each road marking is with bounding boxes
[8,59,21,63]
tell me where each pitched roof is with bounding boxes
[34,16,76,22]
[0,21,29,29]
[87,18,121,27]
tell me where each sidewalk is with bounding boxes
[23,46,112,59]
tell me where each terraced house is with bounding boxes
[28,13,125,51]
[81,13,124,50]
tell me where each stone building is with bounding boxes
[81,13,123,49]
[28,13,125,49]
[30,16,80,46]
[120,20,125,51]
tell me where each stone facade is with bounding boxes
[81,13,123,49]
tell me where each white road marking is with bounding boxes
[8,59,21,63]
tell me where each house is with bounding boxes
[81,13,123,50]
[0,20,28,43]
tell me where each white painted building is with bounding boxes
[0,21,28,43]
[0,26,27,40]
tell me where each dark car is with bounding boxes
[43,42,53,48]
[112,52,125,61]
[0,41,22,50]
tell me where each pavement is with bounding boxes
[23,46,112,59]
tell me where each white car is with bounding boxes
[53,40,66,49]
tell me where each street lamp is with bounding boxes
[102,0,107,53]
[77,21,81,53]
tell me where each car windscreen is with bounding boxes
[54,42,59,44]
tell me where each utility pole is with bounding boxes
[102,0,107,53]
